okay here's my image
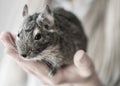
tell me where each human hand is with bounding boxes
[0,32,102,86]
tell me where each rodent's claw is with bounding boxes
[48,68,57,77]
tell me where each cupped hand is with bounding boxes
[0,32,102,86]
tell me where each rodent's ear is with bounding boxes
[38,5,54,23]
[23,4,28,17]
[46,5,52,14]
[41,5,52,15]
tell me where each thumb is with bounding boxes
[74,50,95,79]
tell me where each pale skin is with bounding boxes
[0,32,102,86]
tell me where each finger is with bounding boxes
[22,60,63,85]
[74,50,95,79]
[27,60,65,85]
[9,32,16,43]
[0,32,16,49]
[5,47,26,63]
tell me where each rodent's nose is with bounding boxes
[21,54,27,58]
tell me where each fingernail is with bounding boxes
[79,53,88,64]
[74,50,93,69]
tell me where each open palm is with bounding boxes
[0,32,102,86]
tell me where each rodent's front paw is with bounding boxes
[41,59,57,77]
[48,67,57,77]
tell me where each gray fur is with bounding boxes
[16,5,87,76]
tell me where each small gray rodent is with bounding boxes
[16,5,87,76]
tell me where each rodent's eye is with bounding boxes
[44,24,49,29]
[17,33,20,37]
[34,33,41,40]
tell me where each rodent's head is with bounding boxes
[16,5,59,59]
